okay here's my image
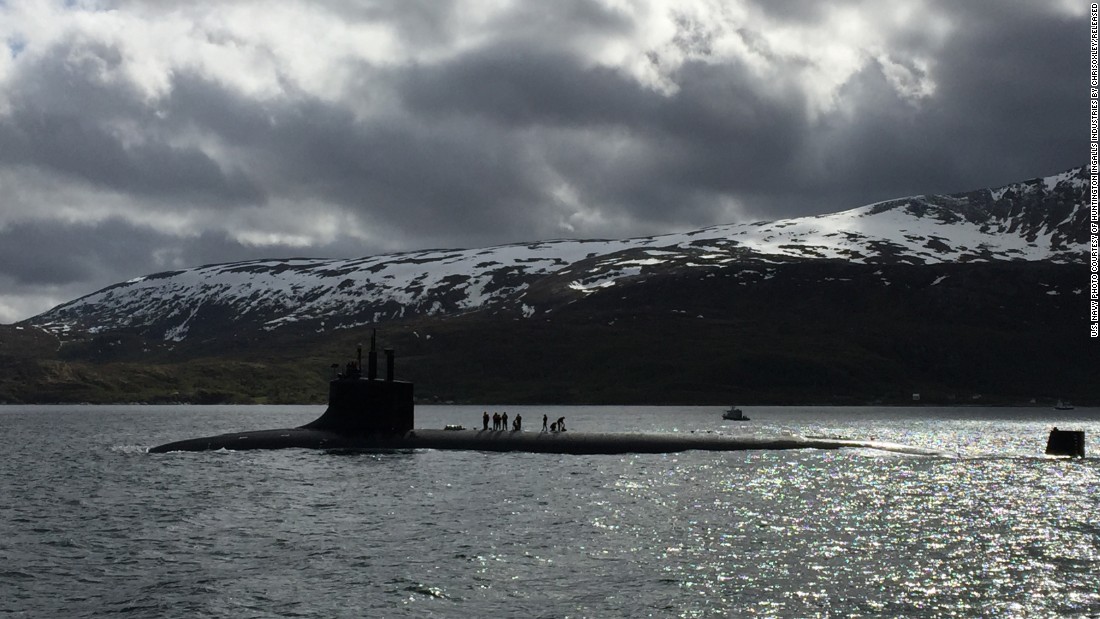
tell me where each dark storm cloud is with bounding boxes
[397,44,654,128]
[923,2,1085,183]
[0,38,264,206]
[536,57,809,224]
[388,1,1083,224]
[0,216,367,290]
[18,0,1080,234]
[683,2,1087,219]
[0,108,263,205]
[0,214,387,322]
[716,3,1083,215]
[643,58,808,201]
[792,3,1087,216]
[160,69,554,248]
[0,0,1086,321]
[395,42,809,225]
[0,218,169,286]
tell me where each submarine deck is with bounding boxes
[148,427,953,457]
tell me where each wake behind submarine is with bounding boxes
[149,333,951,457]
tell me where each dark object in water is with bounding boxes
[1045,427,1085,458]
[722,406,749,421]
[149,335,950,457]
[148,426,953,456]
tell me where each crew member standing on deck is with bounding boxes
[502,412,509,431]
[483,411,489,431]
[542,414,548,432]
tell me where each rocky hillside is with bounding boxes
[3,165,1095,406]
[24,166,1090,345]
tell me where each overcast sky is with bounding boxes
[0,0,1087,323]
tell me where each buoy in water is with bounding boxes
[1045,427,1085,458]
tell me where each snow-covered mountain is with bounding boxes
[27,166,1090,341]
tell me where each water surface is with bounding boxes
[2,405,1099,617]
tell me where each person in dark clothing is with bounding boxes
[493,412,501,430]
[514,414,522,431]
[501,412,509,431]
[542,414,548,432]
[483,411,489,431]
[557,417,566,431]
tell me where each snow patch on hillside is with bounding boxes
[29,166,1090,340]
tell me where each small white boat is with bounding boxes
[1054,400,1075,411]
[722,406,749,421]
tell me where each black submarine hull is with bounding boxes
[149,336,953,457]
[149,427,952,456]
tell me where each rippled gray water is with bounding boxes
[2,404,1099,618]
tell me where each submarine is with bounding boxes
[149,333,951,457]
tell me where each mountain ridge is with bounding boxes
[2,164,1094,406]
[24,165,1090,343]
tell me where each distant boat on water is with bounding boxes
[722,406,749,421]
[1054,400,1075,411]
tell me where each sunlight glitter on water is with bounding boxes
[4,405,1100,617]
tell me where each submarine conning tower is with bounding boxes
[302,330,414,434]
